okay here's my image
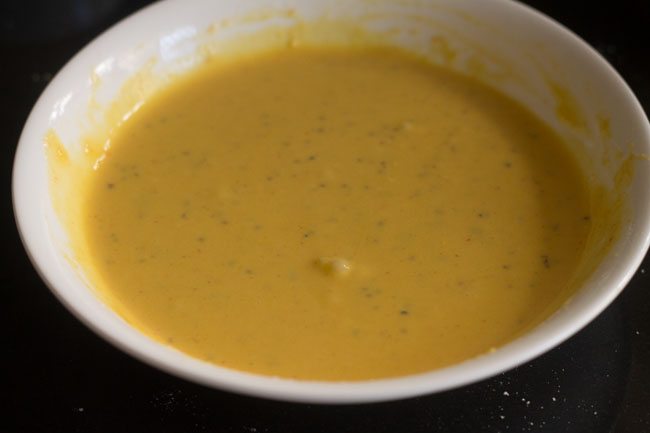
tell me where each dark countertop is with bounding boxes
[2,1,649,432]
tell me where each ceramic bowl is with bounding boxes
[13,0,650,403]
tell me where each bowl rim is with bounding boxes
[12,0,650,403]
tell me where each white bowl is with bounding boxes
[12,0,650,403]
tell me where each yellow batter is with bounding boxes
[81,46,591,380]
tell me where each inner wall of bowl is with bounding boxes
[40,0,646,388]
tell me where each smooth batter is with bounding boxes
[81,46,591,380]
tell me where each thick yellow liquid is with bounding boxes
[82,46,591,380]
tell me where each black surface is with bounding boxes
[2,1,649,432]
